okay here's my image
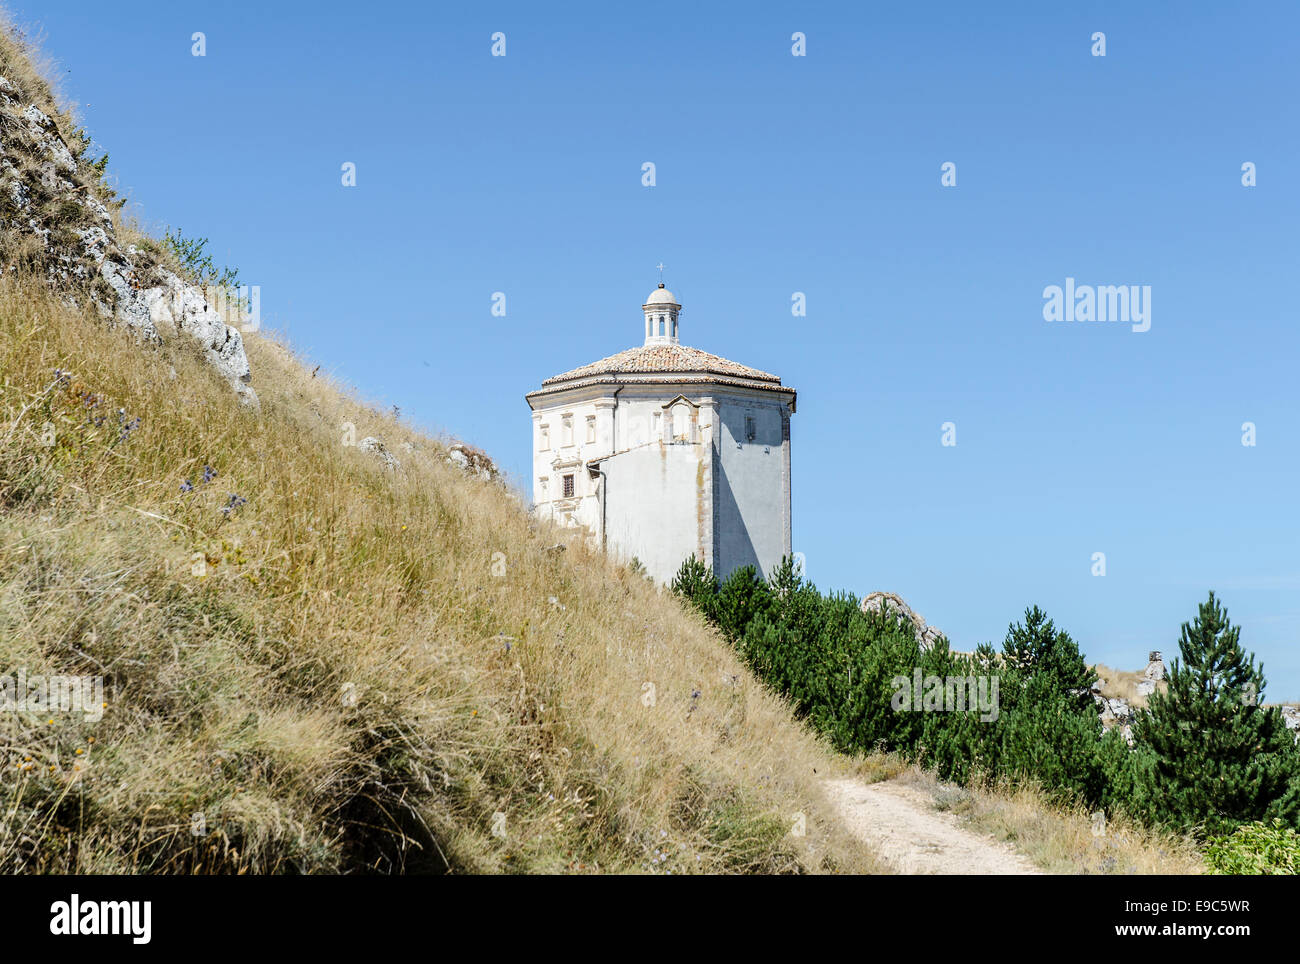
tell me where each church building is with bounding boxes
[525,281,796,584]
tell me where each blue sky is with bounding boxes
[10,0,1300,697]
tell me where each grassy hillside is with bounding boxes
[0,275,888,873]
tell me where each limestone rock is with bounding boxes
[919,625,944,649]
[1280,706,1299,743]
[447,442,499,481]
[1106,698,1131,722]
[0,69,258,408]
[860,591,946,651]
[358,437,399,470]
[1144,652,1165,682]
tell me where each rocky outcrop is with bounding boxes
[358,436,399,470]
[96,246,256,405]
[860,591,945,650]
[1099,697,1132,725]
[1093,690,1136,745]
[349,436,500,478]
[1092,651,1297,746]
[1281,706,1300,742]
[0,57,257,406]
[447,442,499,481]
[1143,651,1165,682]
[1135,651,1165,697]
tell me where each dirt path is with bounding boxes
[823,778,1043,875]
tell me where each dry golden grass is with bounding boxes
[0,276,890,873]
[958,781,1205,875]
[861,759,1206,874]
[0,9,64,117]
[1094,663,1165,709]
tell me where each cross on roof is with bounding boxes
[656,262,665,283]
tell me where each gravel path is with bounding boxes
[824,777,1044,875]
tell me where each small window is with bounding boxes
[539,478,549,499]
[659,315,665,336]
[539,424,550,450]
[562,474,575,498]
[652,412,661,438]
[562,415,573,447]
[585,415,596,444]
[673,404,688,440]
[744,416,756,442]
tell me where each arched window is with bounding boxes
[659,315,665,336]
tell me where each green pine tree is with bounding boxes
[765,555,803,600]
[713,565,772,642]
[995,607,1103,802]
[1133,591,1300,834]
[999,606,1097,715]
[670,555,718,621]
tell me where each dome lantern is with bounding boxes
[643,282,681,346]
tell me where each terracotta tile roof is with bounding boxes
[539,344,783,388]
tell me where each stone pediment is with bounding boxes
[660,394,700,411]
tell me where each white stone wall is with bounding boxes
[530,393,609,532]
[609,394,706,452]
[714,394,791,580]
[528,383,791,584]
[602,440,711,582]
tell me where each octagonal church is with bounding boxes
[525,282,796,584]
